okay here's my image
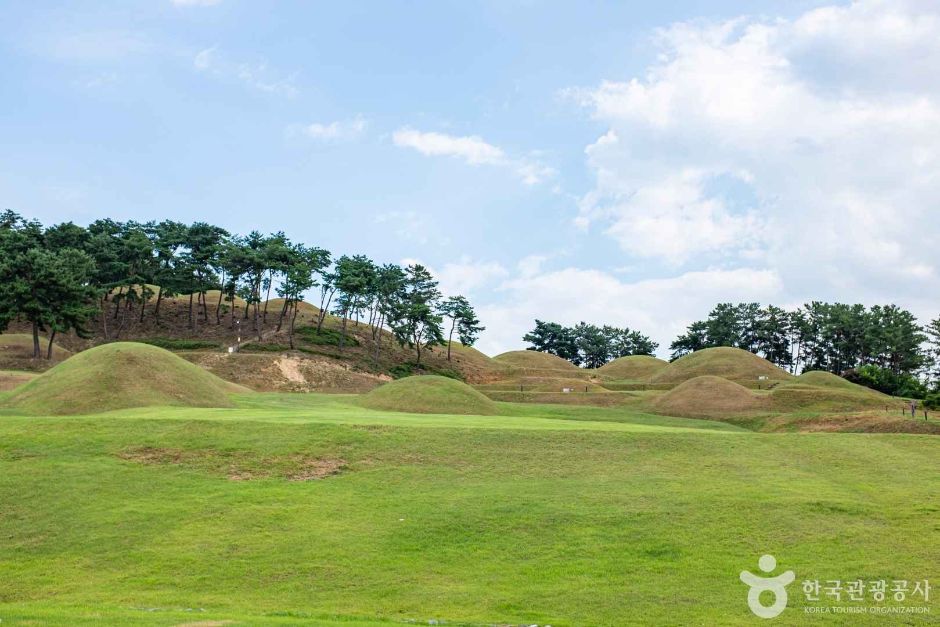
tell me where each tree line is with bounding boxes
[522,320,658,368]
[0,211,483,365]
[671,302,940,398]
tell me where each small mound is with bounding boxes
[360,375,498,415]
[652,347,792,385]
[789,371,858,390]
[597,355,668,381]
[2,342,248,415]
[493,350,579,372]
[653,375,764,417]
[771,371,889,411]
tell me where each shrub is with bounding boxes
[295,327,359,347]
[924,391,940,411]
[240,343,291,352]
[845,365,927,398]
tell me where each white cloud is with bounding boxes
[392,127,554,185]
[193,47,297,97]
[517,254,548,278]
[436,258,509,297]
[193,47,215,71]
[395,256,508,298]
[569,0,940,303]
[301,117,367,141]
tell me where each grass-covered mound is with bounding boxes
[2,342,248,415]
[652,347,792,386]
[767,371,890,412]
[359,375,499,415]
[653,375,764,417]
[493,350,579,372]
[597,355,668,381]
[789,370,858,389]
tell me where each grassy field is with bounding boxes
[0,394,937,625]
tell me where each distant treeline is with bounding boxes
[671,302,940,399]
[0,211,482,364]
[522,320,658,368]
[523,303,940,400]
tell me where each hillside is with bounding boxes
[3,290,507,389]
[2,342,248,415]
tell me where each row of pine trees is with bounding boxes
[0,211,482,365]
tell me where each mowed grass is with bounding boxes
[0,394,937,625]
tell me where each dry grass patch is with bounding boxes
[118,446,346,481]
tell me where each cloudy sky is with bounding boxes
[2,1,938,356]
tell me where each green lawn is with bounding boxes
[0,395,937,625]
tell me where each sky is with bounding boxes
[2,0,939,357]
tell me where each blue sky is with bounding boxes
[2,0,939,355]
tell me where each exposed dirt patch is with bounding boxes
[118,446,347,480]
[276,357,305,383]
[285,456,345,481]
[182,351,384,393]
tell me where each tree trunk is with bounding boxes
[216,287,224,325]
[373,312,385,364]
[112,286,124,319]
[253,285,262,341]
[31,320,40,359]
[201,290,209,323]
[188,292,195,329]
[289,299,300,349]
[101,297,109,340]
[317,291,334,332]
[276,297,290,332]
[447,318,457,361]
[154,286,164,322]
[139,293,148,323]
[263,273,273,323]
[339,314,348,350]
[46,329,57,360]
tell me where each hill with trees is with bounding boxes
[670,301,940,400]
[0,211,489,385]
